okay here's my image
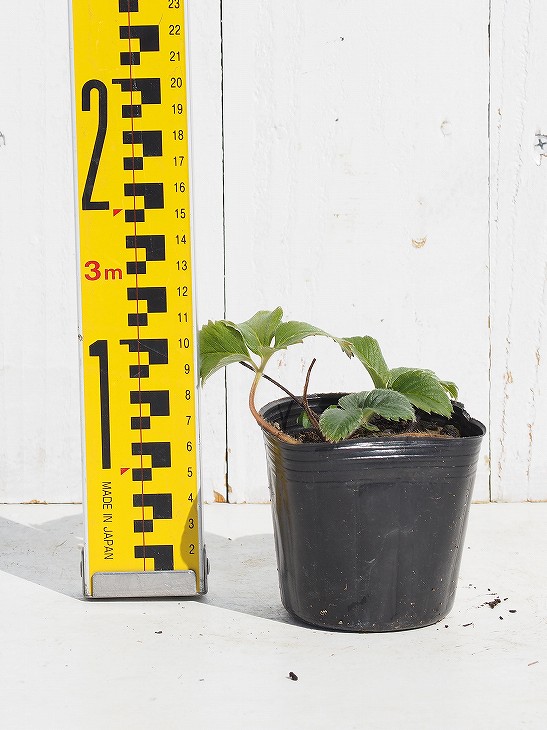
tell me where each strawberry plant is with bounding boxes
[199,308,458,444]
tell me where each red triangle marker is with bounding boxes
[120,467,130,475]
[113,208,122,216]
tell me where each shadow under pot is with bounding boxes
[260,394,486,632]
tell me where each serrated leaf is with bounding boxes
[340,390,414,422]
[361,389,415,421]
[440,380,459,400]
[389,369,453,417]
[274,321,329,349]
[345,337,390,388]
[338,392,371,411]
[388,366,435,385]
[389,367,459,403]
[199,320,254,383]
[273,320,345,352]
[321,390,414,442]
[319,405,362,443]
[336,338,355,357]
[228,307,284,358]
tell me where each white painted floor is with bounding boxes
[0,503,545,730]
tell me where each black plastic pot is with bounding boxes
[260,394,486,632]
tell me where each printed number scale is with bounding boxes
[71,0,206,598]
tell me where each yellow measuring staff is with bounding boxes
[71,0,205,598]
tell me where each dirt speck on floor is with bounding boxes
[483,597,502,609]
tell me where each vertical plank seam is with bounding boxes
[527,265,547,490]
[491,0,506,501]
[488,0,493,502]
[497,0,533,500]
[219,0,230,504]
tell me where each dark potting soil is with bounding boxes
[295,410,462,443]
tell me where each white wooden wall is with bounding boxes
[0,0,544,504]
[490,0,547,502]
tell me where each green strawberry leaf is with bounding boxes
[319,405,362,443]
[228,307,284,358]
[274,320,352,356]
[440,380,459,400]
[389,367,458,405]
[352,389,415,422]
[199,320,255,383]
[389,368,453,417]
[338,392,371,411]
[321,390,414,443]
[345,337,390,388]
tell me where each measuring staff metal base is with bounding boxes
[81,547,209,599]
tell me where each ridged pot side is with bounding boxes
[260,395,486,632]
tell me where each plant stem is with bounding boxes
[302,358,323,435]
[248,371,299,445]
[239,361,303,406]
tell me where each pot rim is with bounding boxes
[259,392,486,449]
